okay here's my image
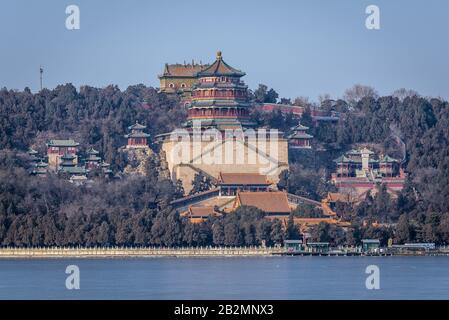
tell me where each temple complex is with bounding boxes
[158,52,289,193]
[32,140,112,181]
[47,139,79,170]
[25,53,366,235]
[332,147,406,198]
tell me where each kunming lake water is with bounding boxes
[0,256,449,299]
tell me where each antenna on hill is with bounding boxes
[39,65,44,91]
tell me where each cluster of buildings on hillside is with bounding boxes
[157,56,340,128]
[332,147,406,200]
[28,139,113,184]
[156,51,406,233]
[27,121,155,183]
[156,51,317,194]
[27,51,406,235]
[171,171,351,233]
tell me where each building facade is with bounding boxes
[124,122,151,149]
[159,52,289,194]
[47,139,79,170]
[158,61,209,105]
[332,147,406,198]
[218,172,272,196]
[288,123,313,149]
[85,147,101,169]
[184,51,254,130]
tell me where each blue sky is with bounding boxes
[0,0,448,101]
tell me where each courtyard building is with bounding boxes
[332,147,406,198]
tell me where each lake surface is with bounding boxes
[0,256,448,299]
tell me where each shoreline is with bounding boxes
[0,247,280,259]
[0,247,448,258]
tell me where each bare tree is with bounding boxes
[318,93,331,105]
[293,96,310,106]
[392,88,419,102]
[343,84,378,108]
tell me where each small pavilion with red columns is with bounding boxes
[125,122,151,149]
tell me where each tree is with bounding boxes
[189,172,213,195]
[437,214,449,244]
[311,222,331,243]
[162,210,183,247]
[256,219,272,246]
[300,106,313,128]
[253,84,278,103]
[254,84,268,103]
[270,220,284,245]
[394,214,414,244]
[392,88,418,102]
[293,96,311,108]
[279,98,291,105]
[285,214,300,240]
[292,203,321,218]
[343,84,378,108]
[212,219,225,246]
[97,221,112,246]
[182,221,198,246]
[224,217,242,246]
[265,88,279,104]
[345,225,362,246]
[279,164,332,201]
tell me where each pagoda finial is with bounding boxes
[216,51,222,60]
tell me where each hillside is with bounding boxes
[1,84,449,245]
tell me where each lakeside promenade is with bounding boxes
[0,246,283,258]
[1,246,449,258]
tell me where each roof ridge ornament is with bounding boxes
[216,51,222,60]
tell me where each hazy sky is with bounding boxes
[1,0,448,101]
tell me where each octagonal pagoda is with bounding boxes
[184,51,255,130]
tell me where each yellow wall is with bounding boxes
[159,77,199,94]
[161,136,289,194]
